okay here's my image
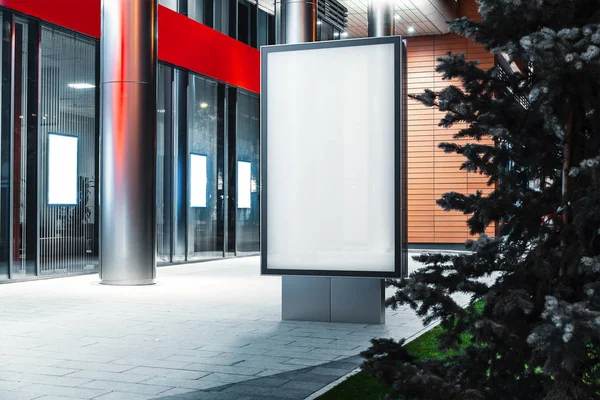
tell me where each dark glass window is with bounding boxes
[257,8,268,48]
[249,3,257,47]
[228,0,238,40]
[267,12,275,45]
[188,0,206,23]
[202,0,214,28]
[237,0,258,47]
[237,1,250,45]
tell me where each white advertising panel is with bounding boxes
[190,153,208,208]
[261,37,406,277]
[48,133,78,205]
[238,161,252,209]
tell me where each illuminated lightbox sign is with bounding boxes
[261,36,407,278]
[237,161,252,209]
[48,133,78,205]
[190,153,208,207]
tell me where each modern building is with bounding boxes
[0,0,493,282]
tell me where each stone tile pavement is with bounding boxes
[0,255,470,400]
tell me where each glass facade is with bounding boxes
[0,7,261,280]
[237,1,275,48]
[159,0,214,26]
[0,12,101,281]
[38,27,98,275]
[156,1,347,46]
[155,66,260,264]
[188,0,211,25]
[158,0,276,49]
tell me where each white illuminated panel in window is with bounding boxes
[263,39,400,275]
[238,161,252,209]
[190,154,208,208]
[48,133,78,205]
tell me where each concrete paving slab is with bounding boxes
[0,256,469,399]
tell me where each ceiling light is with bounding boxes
[395,15,400,20]
[407,26,415,34]
[200,102,209,109]
[68,83,95,89]
[341,32,348,38]
[317,21,322,25]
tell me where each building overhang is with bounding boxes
[341,0,458,37]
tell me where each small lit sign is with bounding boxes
[237,161,252,209]
[48,133,78,205]
[190,153,208,207]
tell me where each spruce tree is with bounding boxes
[362,1,600,399]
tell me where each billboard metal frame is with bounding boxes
[260,36,408,278]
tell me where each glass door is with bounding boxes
[187,74,224,260]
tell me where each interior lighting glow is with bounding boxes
[200,102,209,109]
[68,83,95,89]
[407,26,415,33]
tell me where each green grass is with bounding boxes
[316,370,394,400]
[317,302,484,400]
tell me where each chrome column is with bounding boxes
[100,0,157,285]
[275,0,317,44]
[368,0,395,37]
[275,1,282,44]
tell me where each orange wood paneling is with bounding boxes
[406,0,495,244]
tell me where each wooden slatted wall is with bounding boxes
[406,0,495,244]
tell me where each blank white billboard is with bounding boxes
[261,37,406,277]
[238,161,252,209]
[190,153,208,207]
[48,133,78,205]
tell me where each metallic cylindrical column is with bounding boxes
[276,0,317,44]
[100,0,157,285]
[368,0,395,37]
[275,1,282,44]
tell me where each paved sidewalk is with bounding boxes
[0,256,464,400]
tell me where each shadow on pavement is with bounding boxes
[152,355,363,400]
